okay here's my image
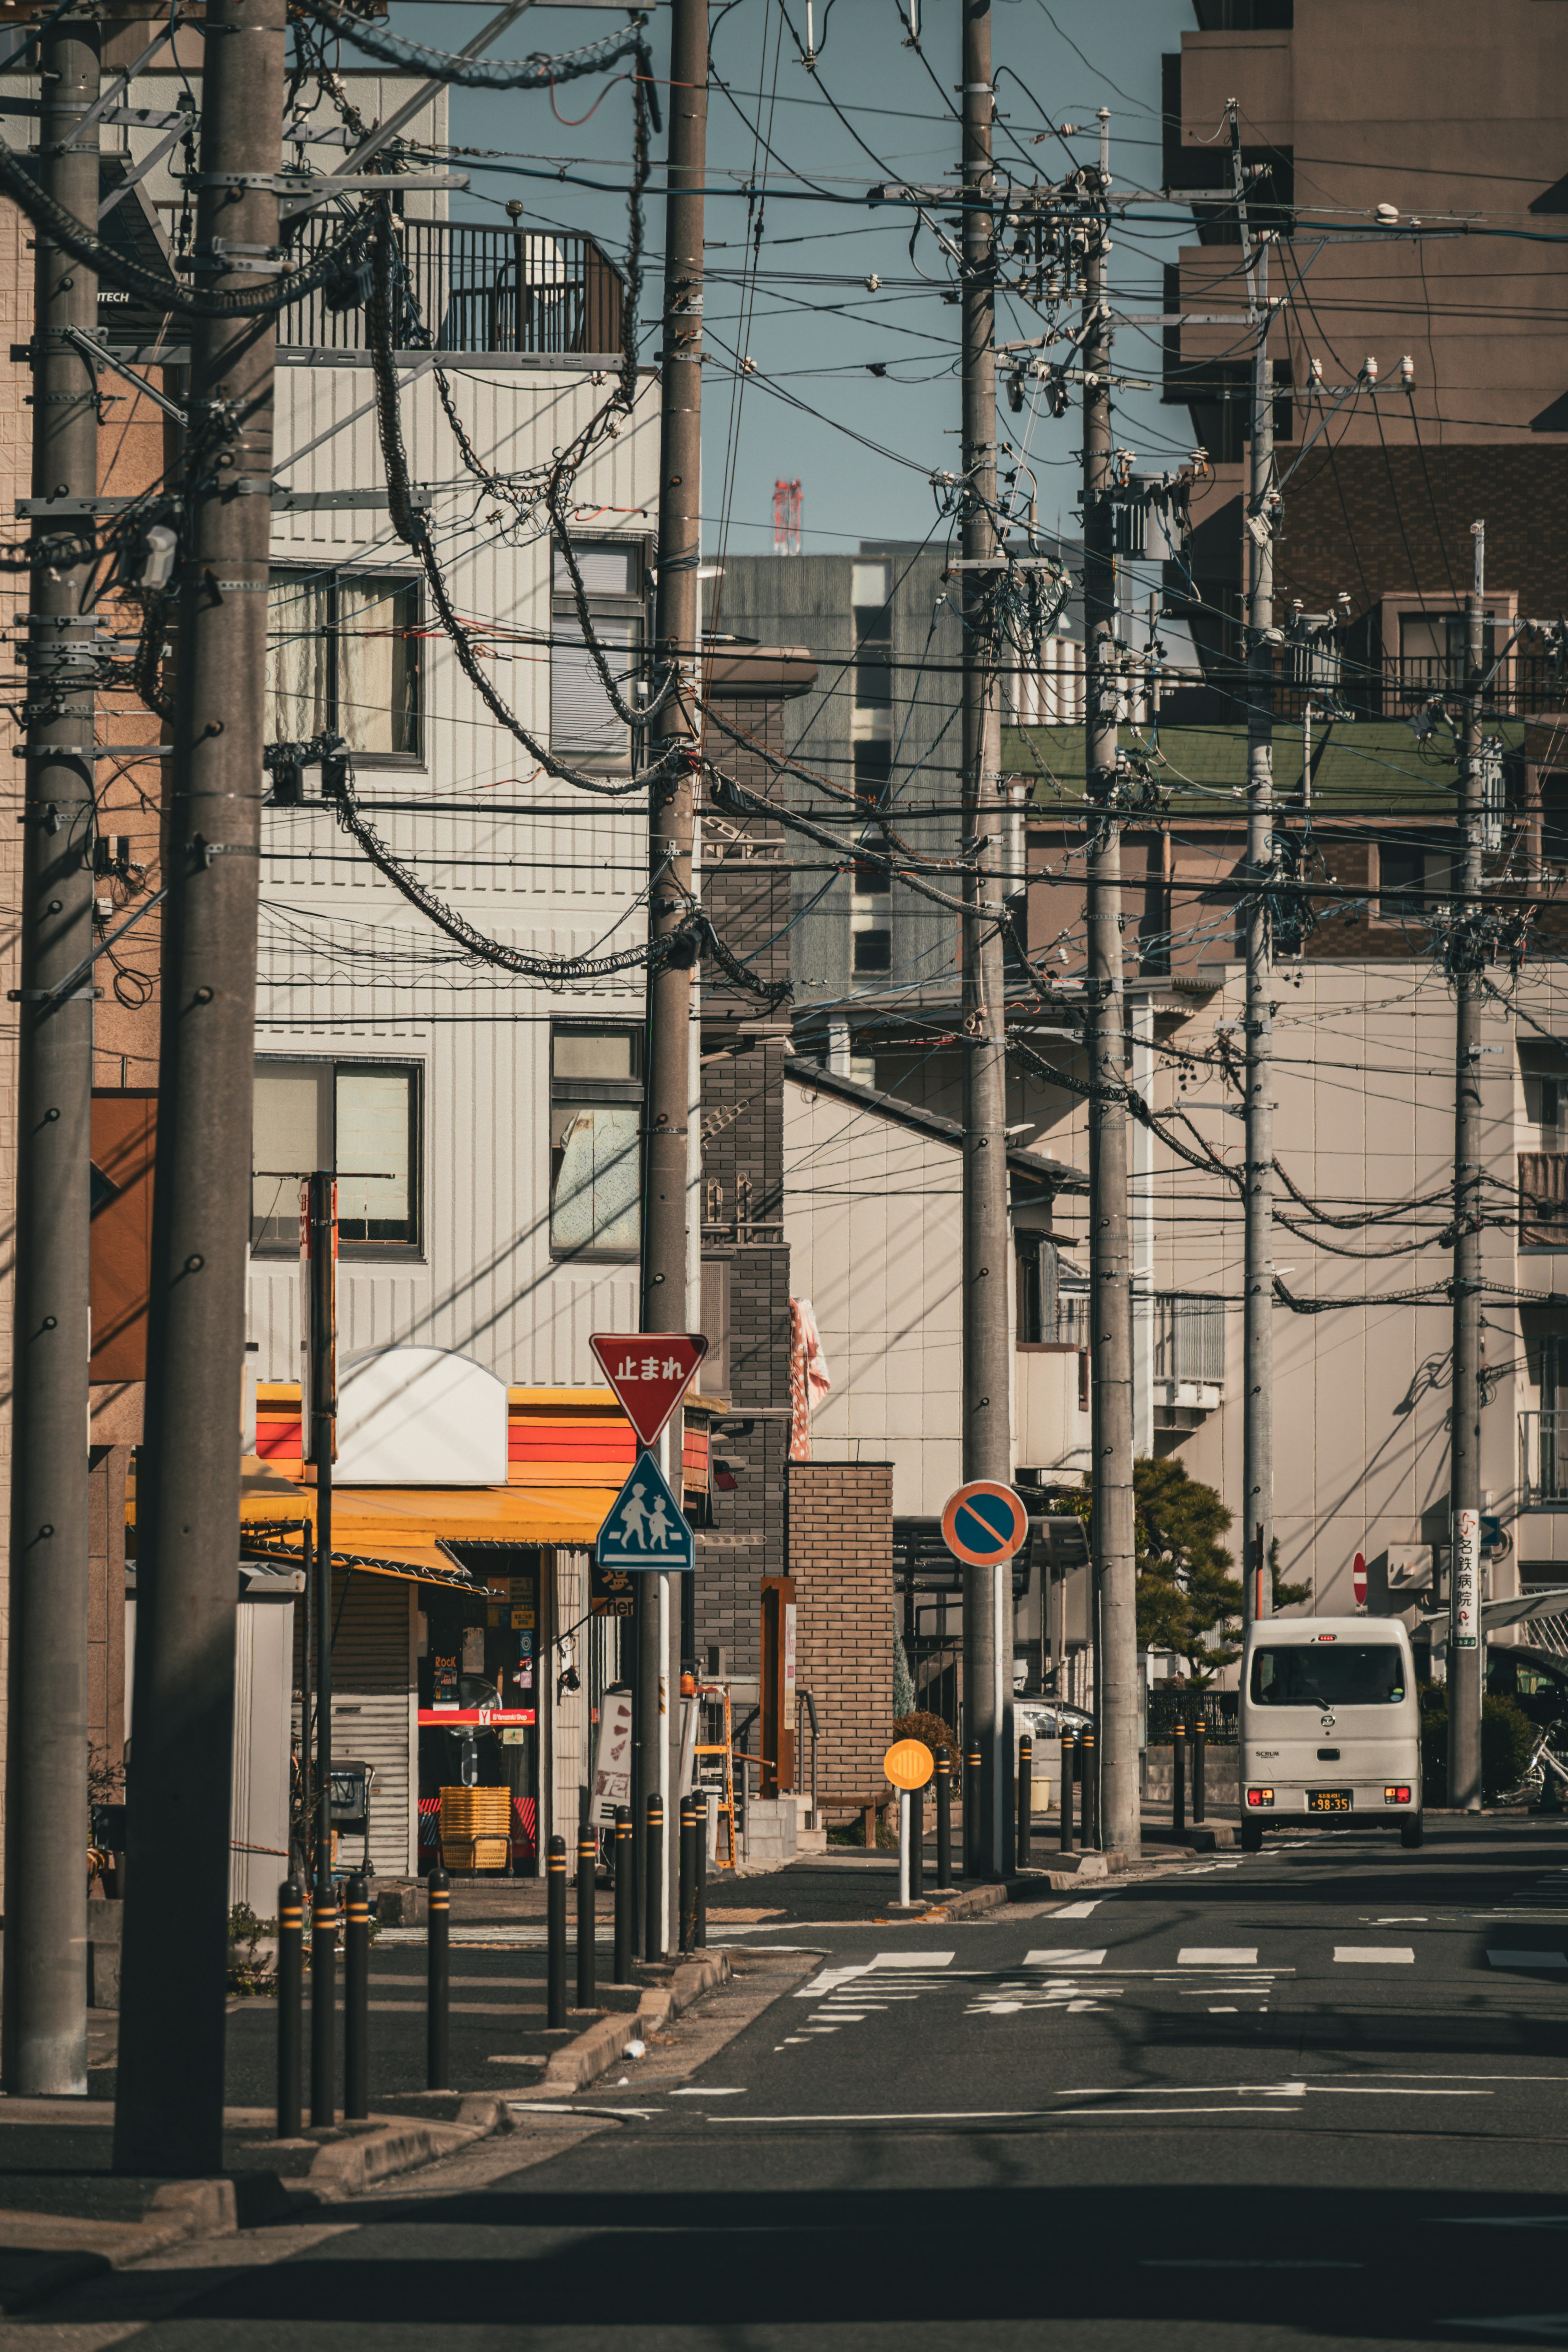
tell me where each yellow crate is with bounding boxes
[439,1787,511,1840]
[445,1833,511,1875]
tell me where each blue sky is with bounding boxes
[393,0,1197,556]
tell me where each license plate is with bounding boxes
[1307,1789,1352,1813]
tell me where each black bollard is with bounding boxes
[678,1797,696,1956]
[693,1793,708,1950]
[910,1782,925,1900]
[309,1882,338,2128]
[613,1806,633,1980]
[276,1877,303,2140]
[1193,1713,1207,1826]
[1173,1718,1187,1837]
[1018,1736,1033,1869]
[1060,1729,1075,1853]
[577,1826,597,2011]
[645,1794,664,1962]
[343,1872,370,2122]
[935,1748,953,1889]
[1082,1727,1098,1849]
[547,1836,568,2027]
[426,1867,450,2090]
[964,1744,983,1878]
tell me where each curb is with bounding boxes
[305,2094,515,2201]
[0,2171,294,2314]
[0,2097,520,2311]
[541,1952,734,2093]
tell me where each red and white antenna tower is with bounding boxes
[773,478,802,555]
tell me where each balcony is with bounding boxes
[1152,1292,1223,1428]
[278,218,626,357]
[1520,1152,1568,1248]
[1521,1410,1568,1506]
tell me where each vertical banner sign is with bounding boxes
[591,1687,635,1826]
[1452,1508,1480,1650]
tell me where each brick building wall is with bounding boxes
[786,1460,894,1815]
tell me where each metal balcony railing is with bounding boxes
[1521,1410,1568,1505]
[1154,1293,1225,1386]
[278,218,625,355]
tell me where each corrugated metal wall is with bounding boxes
[294,1569,415,1877]
[249,360,660,1390]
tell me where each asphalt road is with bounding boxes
[21,1814,1568,2351]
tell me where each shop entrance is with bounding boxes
[418,1544,541,1873]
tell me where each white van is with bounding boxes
[1238,1616,1422,1853]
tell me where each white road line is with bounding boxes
[1332,1946,1416,1964]
[1178,1947,1258,1966]
[1053,1901,1102,1919]
[1024,1948,1107,1967]
[669,2088,747,2096]
[1445,2317,1568,2340]
[1058,2106,1292,2118]
[1488,1951,1568,1969]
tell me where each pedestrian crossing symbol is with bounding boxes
[595,1447,696,1574]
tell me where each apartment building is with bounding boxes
[1007,703,1568,1637]
[715,541,1084,1043]
[1161,0,1568,696]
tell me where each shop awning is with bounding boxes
[131,1460,618,1587]
[234,1470,617,1558]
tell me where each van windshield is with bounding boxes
[1250,1645,1406,1707]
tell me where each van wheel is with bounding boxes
[1400,1817,1424,1850]
[1240,1820,1264,1854]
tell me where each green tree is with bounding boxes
[1047,1460,1310,1682]
[1132,1457,1243,1682]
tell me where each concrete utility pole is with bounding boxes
[1236,114,1276,1631]
[958,0,1011,1881]
[1448,519,1486,1810]
[639,0,706,1950]
[114,0,286,2175]
[1,2,100,2101]
[1082,115,1138,1862]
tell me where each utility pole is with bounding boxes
[1236,111,1276,1632]
[114,0,286,2175]
[958,0,1011,1880]
[1082,113,1138,1862]
[640,0,706,1947]
[1,2,100,2101]
[1448,519,1486,1809]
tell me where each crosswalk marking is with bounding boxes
[1488,1950,1568,1969]
[1025,1949,1107,1967]
[1333,1946,1415,1964]
[1053,1900,1102,1919]
[1178,1947,1258,1966]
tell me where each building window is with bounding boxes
[1016,1237,1060,1344]
[267,572,420,761]
[251,1059,421,1255]
[1373,844,1447,924]
[550,1023,642,1254]
[852,926,891,973]
[550,540,645,768]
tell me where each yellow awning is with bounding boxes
[236,1479,615,1550]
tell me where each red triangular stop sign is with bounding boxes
[590,1331,708,1449]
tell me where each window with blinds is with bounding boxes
[251,1058,422,1255]
[550,539,644,769]
[267,570,421,762]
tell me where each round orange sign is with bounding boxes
[883,1737,935,1791]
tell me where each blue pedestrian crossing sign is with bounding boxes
[595,1447,696,1574]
